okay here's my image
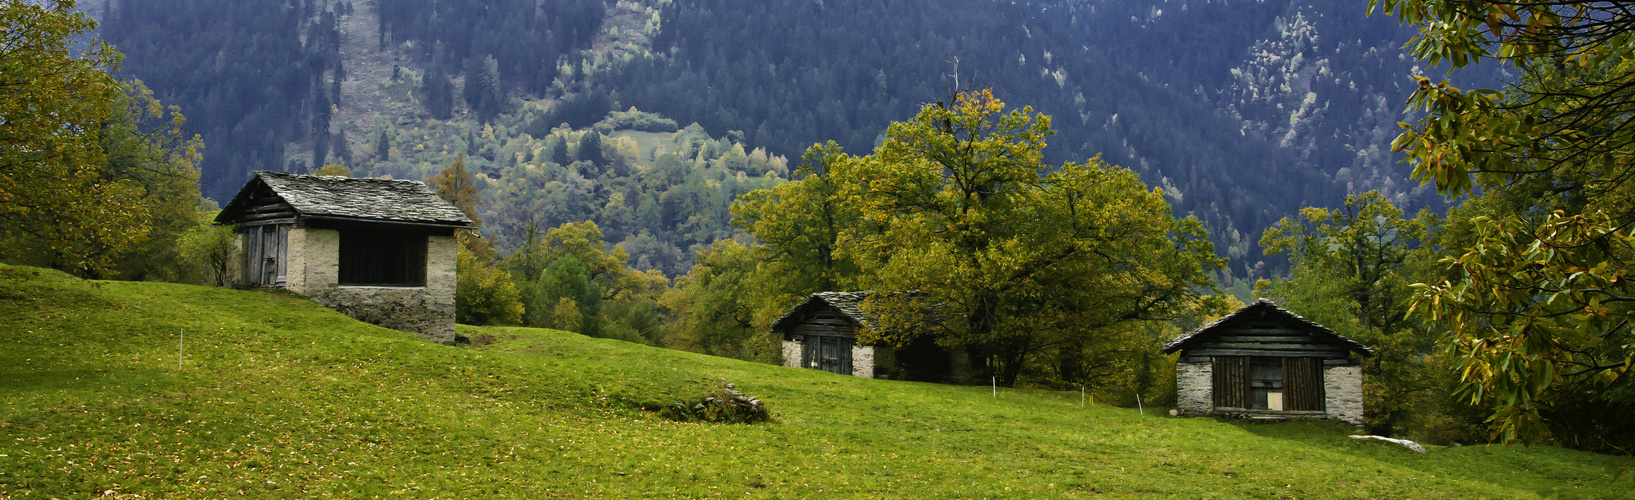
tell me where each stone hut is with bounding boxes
[1162,299,1373,426]
[772,291,964,381]
[215,171,474,343]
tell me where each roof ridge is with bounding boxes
[1161,299,1374,355]
[256,170,425,183]
[216,171,473,226]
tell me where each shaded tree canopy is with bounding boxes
[1375,0,1635,445]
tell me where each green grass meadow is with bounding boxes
[0,264,1627,498]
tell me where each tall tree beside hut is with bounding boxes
[832,90,1225,386]
[731,140,861,308]
[1258,191,1448,436]
[427,153,482,225]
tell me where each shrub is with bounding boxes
[660,379,771,424]
[455,245,525,325]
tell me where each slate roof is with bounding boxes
[1161,299,1373,355]
[770,291,872,331]
[215,171,473,226]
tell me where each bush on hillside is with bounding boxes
[660,379,771,424]
[455,245,525,325]
[605,107,679,132]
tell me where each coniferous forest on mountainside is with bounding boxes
[93,0,1440,284]
[10,0,1633,457]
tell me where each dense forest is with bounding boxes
[608,0,1441,283]
[97,0,344,198]
[94,0,1438,282]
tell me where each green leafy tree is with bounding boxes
[1259,191,1443,435]
[731,140,860,304]
[532,256,600,332]
[836,90,1224,386]
[1373,0,1635,445]
[456,244,525,325]
[576,131,604,174]
[505,220,669,342]
[182,209,238,287]
[546,133,571,166]
[99,81,208,283]
[0,2,202,278]
[663,240,775,360]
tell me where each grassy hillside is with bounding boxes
[0,264,1626,498]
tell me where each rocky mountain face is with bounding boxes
[97,0,1439,281]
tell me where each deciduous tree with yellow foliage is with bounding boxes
[749,90,1225,386]
[1,1,204,279]
[1373,0,1635,448]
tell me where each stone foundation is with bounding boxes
[1324,365,1364,427]
[851,345,875,378]
[282,228,459,344]
[310,286,455,344]
[1176,361,1213,416]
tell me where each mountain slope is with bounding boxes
[0,264,1625,497]
[97,0,1447,281]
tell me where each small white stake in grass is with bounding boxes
[992,377,996,397]
[1081,386,1085,407]
[1137,392,1144,416]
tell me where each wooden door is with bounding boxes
[1282,357,1325,411]
[245,228,263,284]
[1212,356,1250,408]
[259,225,279,285]
[803,335,820,369]
[814,336,853,375]
[275,224,289,285]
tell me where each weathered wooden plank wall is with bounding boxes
[1213,356,1250,408]
[1283,357,1324,411]
[1179,320,1353,362]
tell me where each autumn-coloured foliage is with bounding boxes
[1375,0,1635,447]
[730,90,1225,386]
[0,1,205,279]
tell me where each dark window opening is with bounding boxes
[1249,357,1285,410]
[339,226,427,286]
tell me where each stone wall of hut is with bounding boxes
[1176,361,1213,416]
[278,229,458,344]
[1323,365,1364,426]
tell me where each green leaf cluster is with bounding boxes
[1376,0,1635,449]
[488,220,668,346]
